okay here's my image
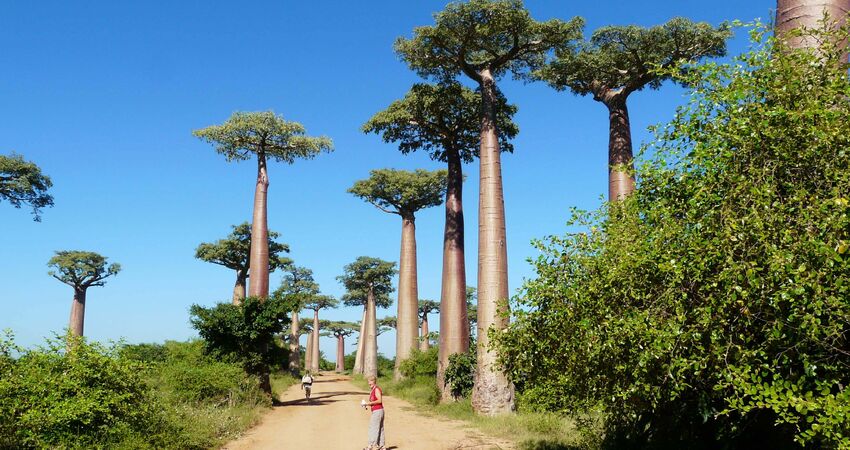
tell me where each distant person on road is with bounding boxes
[362,375,385,450]
[301,371,313,401]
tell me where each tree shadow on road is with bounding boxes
[273,390,367,407]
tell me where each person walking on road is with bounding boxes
[361,375,385,450]
[301,371,314,401]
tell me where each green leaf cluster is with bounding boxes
[273,264,319,311]
[189,296,296,376]
[394,0,583,83]
[348,168,448,219]
[363,82,518,162]
[47,250,121,289]
[536,17,730,98]
[192,111,333,163]
[195,222,292,274]
[497,24,850,448]
[338,256,397,309]
[444,349,476,400]
[0,153,53,221]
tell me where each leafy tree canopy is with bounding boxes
[0,153,53,221]
[348,168,448,219]
[304,294,339,312]
[189,295,295,375]
[394,0,583,83]
[362,82,518,162]
[195,222,291,274]
[536,17,730,101]
[272,264,319,310]
[47,251,121,289]
[497,25,850,448]
[324,321,358,337]
[418,299,440,317]
[338,256,397,309]
[192,111,333,163]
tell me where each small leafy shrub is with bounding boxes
[376,353,395,377]
[399,347,438,378]
[445,350,475,399]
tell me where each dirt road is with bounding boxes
[222,373,513,450]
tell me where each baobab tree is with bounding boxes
[348,168,447,379]
[196,222,291,304]
[300,319,314,372]
[305,294,339,373]
[325,321,357,372]
[378,315,397,336]
[536,18,729,201]
[396,0,583,415]
[339,256,397,378]
[273,264,319,375]
[363,82,518,398]
[418,299,440,351]
[1,153,53,221]
[777,0,850,62]
[47,251,121,339]
[193,111,333,298]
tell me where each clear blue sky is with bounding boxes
[1,0,774,360]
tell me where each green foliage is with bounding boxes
[0,153,53,221]
[363,82,518,162]
[394,0,583,83]
[348,168,448,219]
[418,298,440,318]
[189,296,295,376]
[47,250,121,289]
[376,353,396,378]
[399,346,438,379]
[304,293,339,312]
[0,333,164,449]
[273,264,319,311]
[192,111,333,164]
[445,349,476,400]
[536,17,730,98]
[338,256,397,309]
[194,222,292,275]
[497,25,850,449]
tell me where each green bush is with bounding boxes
[399,347,438,378]
[444,350,475,399]
[0,333,168,449]
[497,24,850,449]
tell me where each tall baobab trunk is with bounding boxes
[233,269,247,305]
[605,94,636,202]
[438,149,470,401]
[420,314,430,351]
[471,69,515,415]
[777,0,850,62]
[288,311,300,375]
[336,334,345,372]
[394,215,419,380]
[248,150,270,299]
[305,332,314,372]
[311,310,321,373]
[353,309,366,375]
[69,288,87,337]
[363,287,379,379]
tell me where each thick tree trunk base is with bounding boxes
[471,363,515,416]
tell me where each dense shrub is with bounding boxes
[444,350,475,399]
[189,295,295,391]
[399,347,438,378]
[0,333,168,449]
[497,25,850,449]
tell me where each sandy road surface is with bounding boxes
[222,373,512,450]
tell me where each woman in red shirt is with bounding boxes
[363,375,385,450]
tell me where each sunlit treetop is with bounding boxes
[48,251,121,289]
[348,169,448,220]
[363,82,518,163]
[273,265,320,309]
[394,0,584,83]
[304,294,339,312]
[338,256,397,309]
[536,17,730,101]
[418,299,440,316]
[1,153,53,221]
[192,111,333,163]
[195,222,291,274]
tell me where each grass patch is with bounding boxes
[350,374,583,449]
